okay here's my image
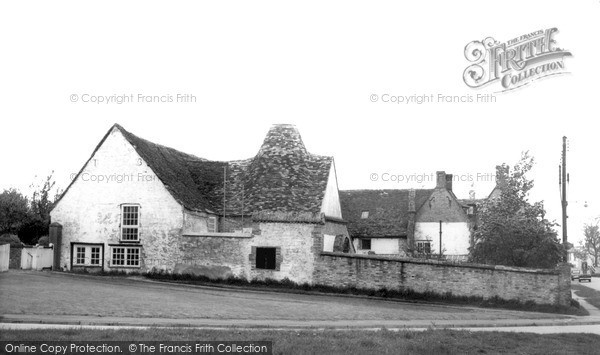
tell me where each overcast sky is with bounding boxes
[1,1,598,245]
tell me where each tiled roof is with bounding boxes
[339,189,433,238]
[121,124,332,215]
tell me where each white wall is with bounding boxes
[323,234,336,252]
[0,244,9,272]
[320,161,343,219]
[414,222,470,255]
[246,222,317,284]
[50,127,184,272]
[354,238,399,255]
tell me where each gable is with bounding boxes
[320,161,342,219]
[416,188,469,223]
[51,126,182,217]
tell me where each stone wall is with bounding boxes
[314,252,571,306]
[178,219,351,284]
[178,234,250,278]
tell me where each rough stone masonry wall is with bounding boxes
[178,235,250,279]
[314,252,571,306]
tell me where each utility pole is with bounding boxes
[439,220,443,259]
[223,165,227,221]
[560,136,568,244]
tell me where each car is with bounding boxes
[571,269,580,281]
[579,272,592,282]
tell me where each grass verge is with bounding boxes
[66,269,587,316]
[572,284,600,310]
[2,328,600,355]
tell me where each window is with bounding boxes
[76,247,85,265]
[121,205,140,241]
[207,216,217,232]
[72,244,103,267]
[417,241,431,254]
[110,246,141,267]
[360,211,369,219]
[255,247,276,270]
[91,247,100,265]
[360,239,371,250]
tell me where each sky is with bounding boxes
[1,0,599,246]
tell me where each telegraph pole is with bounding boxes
[439,220,443,259]
[560,136,568,244]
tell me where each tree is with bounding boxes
[581,223,600,267]
[18,172,62,245]
[469,152,564,268]
[0,188,30,234]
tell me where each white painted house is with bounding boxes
[50,124,353,283]
[340,172,476,260]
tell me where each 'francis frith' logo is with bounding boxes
[463,28,571,91]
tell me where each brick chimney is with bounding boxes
[445,174,453,191]
[436,171,446,189]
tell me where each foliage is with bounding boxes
[0,233,24,247]
[470,152,564,268]
[0,172,62,245]
[0,188,30,234]
[580,223,600,267]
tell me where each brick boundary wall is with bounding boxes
[314,252,571,306]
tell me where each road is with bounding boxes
[576,276,600,291]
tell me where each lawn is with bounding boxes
[572,284,600,310]
[2,328,599,355]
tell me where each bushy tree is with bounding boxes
[581,223,600,267]
[470,152,564,268]
[0,188,30,234]
[18,172,61,245]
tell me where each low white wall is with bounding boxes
[20,247,53,270]
[0,244,9,272]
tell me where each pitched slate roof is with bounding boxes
[339,189,433,238]
[56,123,333,216]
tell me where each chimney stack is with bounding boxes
[436,171,446,189]
[445,174,453,191]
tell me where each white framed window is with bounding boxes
[416,241,431,254]
[110,246,141,267]
[121,204,140,241]
[207,216,217,232]
[360,211,369,219]
[72,244,103,267]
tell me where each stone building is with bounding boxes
[340,172,475,260]
[50,123,352,283]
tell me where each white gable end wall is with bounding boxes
[50,127,184,272]
[320,161,343,219]
[414,222,470,256]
